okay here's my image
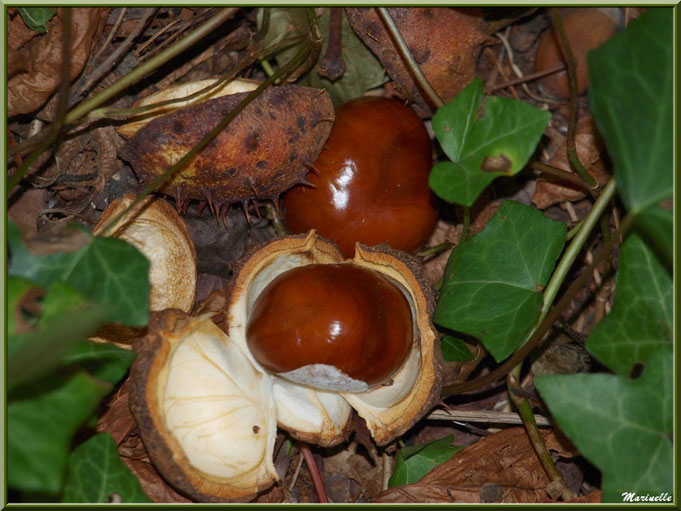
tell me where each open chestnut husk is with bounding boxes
[130,232,443,501]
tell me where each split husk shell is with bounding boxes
[120,84,334,207]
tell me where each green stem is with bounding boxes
[376,7,444,109]
[98,42,312,236]
[540,178,616,317]
[565,219,583,241]
[528,160,596,196]
[418,241,453,259]
[507,367,576,501]
[260,58,276,78]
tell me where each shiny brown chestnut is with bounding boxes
[534,8,622,100]
[246,263,413,388]
[282,96,438,258]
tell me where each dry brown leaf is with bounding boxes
[8,187,48,234]
[346,7,489,116]
[533,116,611,209]
[323,443,383,502]
[373,427,578,503]
[8,8,109,116]
[96,378,136,444]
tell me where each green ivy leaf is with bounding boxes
[8,371,112,494]
[63,341,137,385]
[434,201,566,362]
[17,7,56,33]
[388,436,462,487]
[440,335,475,362]
[61,433,150,503]
[429,78,551,206]
[588,8,673,261]
[8,222,150,326]
[535,347,672,502]
[587,234,672,376]
[8,281,104,390]
[258,7,386,106]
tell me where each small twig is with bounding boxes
[376,7,444,109]
[528,160,596,195]
[486,63,565,93]
[287,452,305,492]
[550,8,599,191]
[318,7,346,81]
[381,452,392,491]
[134,17,181,57]
[508,368,576,501]
[427,408,550,426]
[91,7,127,65]
[72,8,157,105]
[298,442,329,503]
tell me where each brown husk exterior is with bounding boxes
[120,85,334,205]
[129,310,274,502]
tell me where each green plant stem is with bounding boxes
[376,7,444,109]
[442,179,625,396]
[461,206,471,241]
[550,8,598,192]
[260,58,276,78]
[528,160,596,196]
[507,366,576,501]
[98,42,312,237]
[418,241,453,259]
[565,219,584,241]
[8,7,239,162]
[540,178,616,317]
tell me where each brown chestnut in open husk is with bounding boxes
[283,97,438,257]
[246,263,413,390]
[130,232,443,502]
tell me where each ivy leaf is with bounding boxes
[588,8,672,261]
[61,433,150,503]
[63,341,137,385]
[429,78,551,207]
[434,201,566,362]
[8,371,113,494]
[8,222,150,326]
[17,7,56,33]
[389,436,462,488]
[258,7,386,106]
[535,347,673,502]
[8,280,104,390]
[587,234,672,376]
[440,335,475,362]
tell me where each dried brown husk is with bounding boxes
[130,311,279,502]
[8,8,109,116]
[120,84,334,207]
[346,7,489,116]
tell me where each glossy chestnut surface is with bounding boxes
[535,8,620,99]
[282,96,438,258]
[246,263,413,387]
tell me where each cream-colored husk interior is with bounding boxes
[159,318,278,487]
[115,220,195,312]
[229,236,353,439]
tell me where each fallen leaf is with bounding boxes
[346,7,489,116]
[122,458,191,503]
[373,427,577,503]
[96,378,136,445]
[8,8,109,116]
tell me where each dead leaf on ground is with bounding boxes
[373,427,578,503]
[533,116,611,209]
[346,7,489,116]
[323,442,384,502]
[8,8,109,116]
[123,458,192,503]
[96,378,136,444]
